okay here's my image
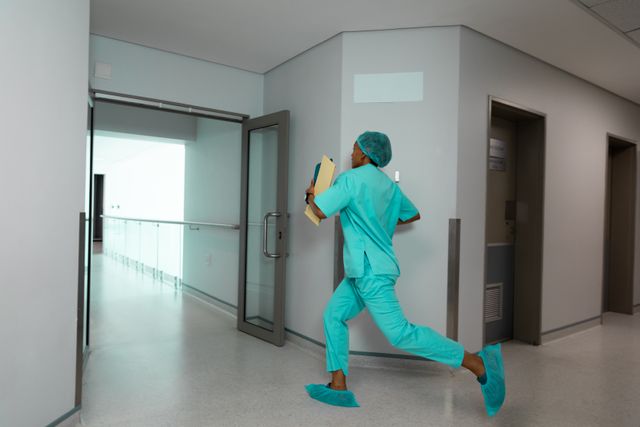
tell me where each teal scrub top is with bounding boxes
[314,164,419,278]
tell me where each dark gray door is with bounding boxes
[93,174,104,241]
[605,137,636,314]
[512,118,544,345]
[237,111,289,346]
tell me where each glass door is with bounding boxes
[238,111,289,346]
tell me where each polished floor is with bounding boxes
[78,253,640,426]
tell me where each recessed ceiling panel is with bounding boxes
[579,0,612,7]
[592,0,640,32]
[629,28,640,42]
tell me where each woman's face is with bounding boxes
[351,142,366,168]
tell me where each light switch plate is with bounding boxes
[95,62,112,80]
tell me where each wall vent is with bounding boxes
[485,283,503,323]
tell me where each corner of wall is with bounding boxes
[263,33,344,345]
[454,25,487,353]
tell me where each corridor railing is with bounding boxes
[102,215,240,288]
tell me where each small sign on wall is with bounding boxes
[489,138,506,171]
[353,72,424,103]
[489,157,506,171]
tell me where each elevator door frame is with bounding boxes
[484,96,546,346]
[603,133,637,315]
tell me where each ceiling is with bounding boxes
[577,0,640,45]
[91,0,640,105]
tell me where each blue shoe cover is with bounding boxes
[478,343,505,416]
[305,384,360,407]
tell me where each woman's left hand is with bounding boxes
[305,179,315,197]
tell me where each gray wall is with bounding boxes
[457,27,640,349]
[263,35,344,343]
[0,1,89,426]
[90,35,264,117]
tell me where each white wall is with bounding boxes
[99,137,186,279]
[88,22,640,363]
[457,27,640,350]
[340,28,461,354]
[264,35,343,343]
[89,34,264,304]
[90,35,264,117]
[264,28,462,356]
[0,2,89,426]
[265,25,640,358]
[100,139,185,221]
[95,101,197,142]
[183,119,242,307]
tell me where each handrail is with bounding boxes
[102,215,239,230]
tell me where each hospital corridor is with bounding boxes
[81,251,640,426]
[3,1,640,426]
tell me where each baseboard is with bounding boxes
[180,279,446,372]
[634,304,640,314]
[46,405,80,427]
[181,283,237,316]
[284,328,326,361]
[285,328,442,373]
[541,316,602,344]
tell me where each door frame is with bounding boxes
[84,89,249,349]
[93,174,105,242]
[237,111,290,346]
[86,95,94,347]
[602,132,637,316]
[484,96,547,346]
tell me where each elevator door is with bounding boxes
[485,117,517,343]
[604,137,636,314]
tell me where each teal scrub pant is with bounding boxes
[323,260,465,376]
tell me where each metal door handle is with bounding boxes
[262,212,281,258]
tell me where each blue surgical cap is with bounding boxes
[356,131,392,168]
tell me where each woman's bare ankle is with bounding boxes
[329,382,347,390]
[330,370,348,390]
[462,352,486,377]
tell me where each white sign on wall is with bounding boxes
[353,72,424,103]
[489,138,506,171]
[489,138,506,159]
